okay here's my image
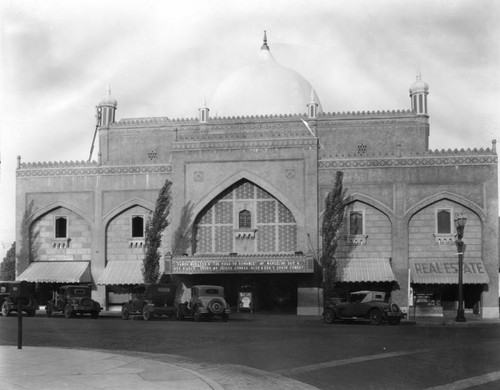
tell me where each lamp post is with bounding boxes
[454,213,467,322]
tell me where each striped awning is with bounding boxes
[334,258,396,282]
[17,261,91,283]
[98,260,165,285]
[410,258,490,284]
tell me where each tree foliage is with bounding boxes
[320,171,346,302]
[142,180,172,284]
[0,242,16,281]
[171,201,194,256]
[17,200,40,275]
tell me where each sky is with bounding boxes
[1,0,499,259]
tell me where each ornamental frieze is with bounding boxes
[319,155,497,169]
[17,162,172,177]
[173,137,318,151]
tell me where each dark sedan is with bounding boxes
[323,290,405,325]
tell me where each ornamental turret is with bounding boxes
[97,84,118,126]
[409,73,429,117]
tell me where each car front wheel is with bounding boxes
[1,301,10,317]
[142,305,152,321]
[193,307,202,322]
[369,309,383,325]
[121,306,130,320]
[324,309,336,324]
[64,304,74,319]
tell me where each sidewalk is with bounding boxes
[0,345,320,390]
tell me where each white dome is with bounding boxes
[409,74,429,94]
[210,38,322,117]
[99,85,117,107]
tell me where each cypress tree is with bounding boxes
[321,171,346,303]
[142,180,172,284]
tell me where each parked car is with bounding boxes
[323,290,405,325]
[46,285,101,318]
[176,285,230,322]
[0,281,38,317]
[121,283,177,321]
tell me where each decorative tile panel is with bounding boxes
[215,226,233,252]
[278,202,295,223]
[257,201,276,223]
[214,202,233,224]
[235,181,255,199]
[279,225,297,252]
[196,226,212,253]
[257,225,276,252]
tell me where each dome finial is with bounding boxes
[261,30,269,51]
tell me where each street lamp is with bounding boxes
[454,213,467,322]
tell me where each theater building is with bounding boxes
[15,34,499,318]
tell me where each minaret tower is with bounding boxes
[199,96,209,123]
[307,89,318,119]
[97,84,118,126]
[409,73,429,117]
[261,30,269,51]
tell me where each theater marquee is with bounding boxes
[169,256,314,274]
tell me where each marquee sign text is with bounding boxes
[171,258,314,274]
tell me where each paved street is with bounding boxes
[1,311,500,389]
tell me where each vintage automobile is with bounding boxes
[0,281,39,317]
[121,283,177,321]
[46,285,101,319]
[323,290,405,325]
[176,285,230,322]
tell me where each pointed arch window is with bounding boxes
[55,216,68,238]
[349,211,364,235]
[437,209,451,234]
[239,210,252,229]
[131,215,145,238]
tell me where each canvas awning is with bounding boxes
[409,258,490,284]
[17,261,91,283]
[97,260,165,285]
[333,258,396,282]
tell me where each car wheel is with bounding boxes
[324,309,336,324]
[121,306,130,320]
[369,309,383,325]
[222,314,229,322]
[208,299,224,315]
[27,309,36,317]
[1,301,11,317]
[193,307,202,322]
[142,305,152,321]
[91,311,99,319]
[64,303,74,319]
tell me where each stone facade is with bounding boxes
[14,41,499,319]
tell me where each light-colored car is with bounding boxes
[323,290,405,325]
[176,285,230,322]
